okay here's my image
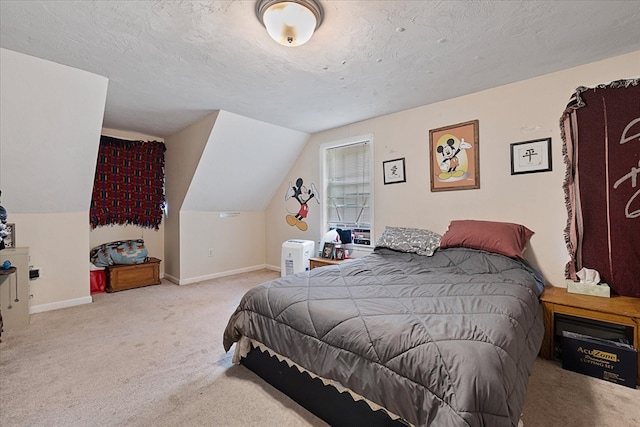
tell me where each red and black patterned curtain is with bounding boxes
[90,136,166,230]
[561,79,640,297]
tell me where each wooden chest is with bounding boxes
[105,257,161,293]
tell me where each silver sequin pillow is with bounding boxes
[375,226,442,256]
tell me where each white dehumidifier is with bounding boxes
[281,239,315,277]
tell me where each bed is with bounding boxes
[223,221,545,427]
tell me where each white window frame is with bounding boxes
[320,134,374,249]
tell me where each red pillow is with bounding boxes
[439,220,534,259]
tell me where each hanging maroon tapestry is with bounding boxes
[561,78,640,298]
[90,136,166,230]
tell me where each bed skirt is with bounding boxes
[235,337,410,427]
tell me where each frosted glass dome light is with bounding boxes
[256,0,324,47]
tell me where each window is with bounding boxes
[321,136,373,246]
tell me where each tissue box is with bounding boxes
[566,280,610,298]
[562,331,637,388]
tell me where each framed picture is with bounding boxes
[335,247,345,260]
[383,158,406,185]
[3,223,15,248]
[510,138,552,175]
[429,120,480,192]
[321,242,335,259]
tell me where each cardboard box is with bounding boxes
[562,331,637,388]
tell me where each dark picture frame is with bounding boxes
[321,242,335,259]
[510,138,552,175]
[383,158,406,185]
[334,247,345,260]
[429,120,480,192]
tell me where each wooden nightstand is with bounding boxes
[309,257,348,270]
[539,286,640,384]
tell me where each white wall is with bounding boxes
[12,213,91,311]
[164,112,218,280]
[0,49,107,214]
[265,50,640,287]
[164,111,308,284]
[0,48,108,311]
[163,111,274,284]
[178,211,266,284]
[182,111,309,211]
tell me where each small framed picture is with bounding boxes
[3,223,15,248]
[510,138,552,175]
[335,247,345,260]
[321,242,335,259]
[383,158,406,185]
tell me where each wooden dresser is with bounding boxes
[105,257,161,292]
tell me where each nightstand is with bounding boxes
[539,286,640,384]
[309,257,348,270]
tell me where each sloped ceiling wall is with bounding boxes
[182,110,309,212]
[1,48,307,217]
[0,48,108,213]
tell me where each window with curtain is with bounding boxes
[90,135,166,230]
[322,138,373,246]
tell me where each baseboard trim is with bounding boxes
[30,296,93,314]
[163,273,179,284]
[174,264,272,285]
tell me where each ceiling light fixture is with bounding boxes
[256,0,324,47]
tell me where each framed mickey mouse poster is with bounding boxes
[429,120,480,192]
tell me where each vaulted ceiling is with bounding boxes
[2,1,639,137]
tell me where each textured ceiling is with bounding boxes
[1,1,639,137]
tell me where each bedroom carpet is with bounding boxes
[0,269,638,427]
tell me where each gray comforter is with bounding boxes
[223,247,544,427]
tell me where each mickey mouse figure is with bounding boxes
[285,178,319,231]
[437,137,472,180]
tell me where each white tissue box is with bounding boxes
[566,280,610,298]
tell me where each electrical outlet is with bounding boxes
[208,248,213,257]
